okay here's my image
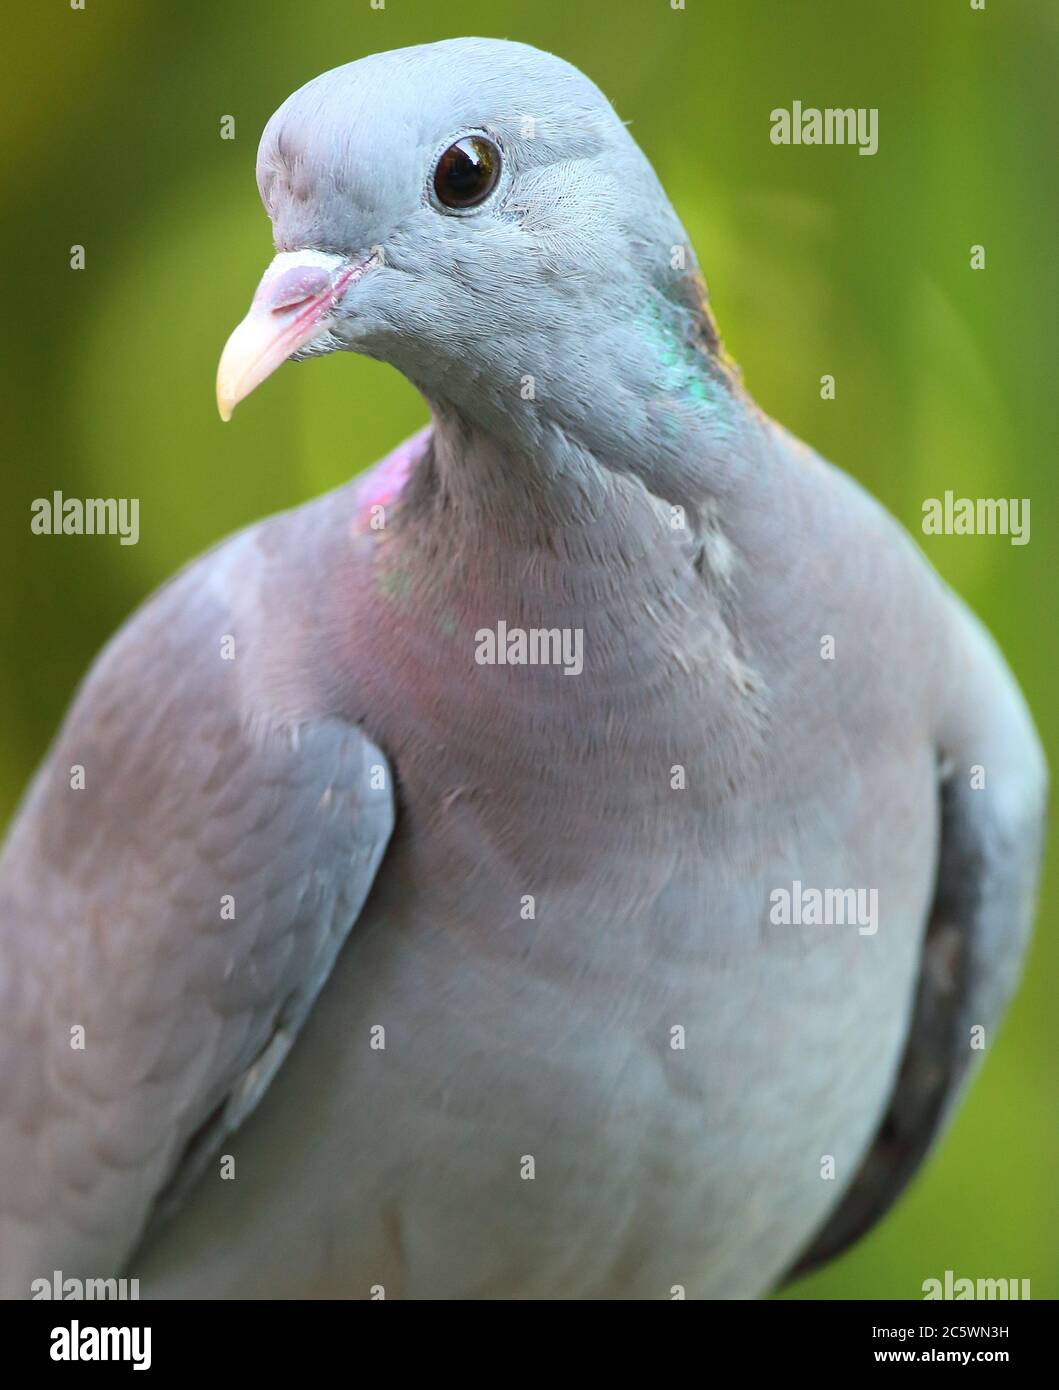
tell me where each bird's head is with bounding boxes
[218,38,729,451]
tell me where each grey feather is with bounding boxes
[0,37,1045,1299]
[0,516,393,1296]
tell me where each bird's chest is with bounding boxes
[319,706,934,1296]
[302,546,938,1295]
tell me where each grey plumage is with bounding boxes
[0,38,1045,1299]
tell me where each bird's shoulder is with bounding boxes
[0,443,408,1291]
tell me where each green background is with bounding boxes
[1,1,1055,1299]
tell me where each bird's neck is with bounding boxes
[373,385,766,659]
[390,264,759,539]
[369,294,771,668]
[334,357,771,750]
[336,392,770,770]
[402,373,761,550]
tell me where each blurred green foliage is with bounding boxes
[1,1,1055,1299]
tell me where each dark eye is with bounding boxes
[432,136,501,210]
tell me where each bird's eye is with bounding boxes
[432,136,501,210]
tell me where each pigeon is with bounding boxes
[0,38,1045,1300]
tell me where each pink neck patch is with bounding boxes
[353,424,433,528]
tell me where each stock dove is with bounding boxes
[0,38,1045,1300]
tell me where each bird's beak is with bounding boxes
[216,249,375,421]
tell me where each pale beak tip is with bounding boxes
[216,362,238,421]
[214,249,363,422]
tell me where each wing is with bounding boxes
[0,515,394,1297]
[787,594,1047,1281]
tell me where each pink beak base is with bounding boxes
[216,250,374,421]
